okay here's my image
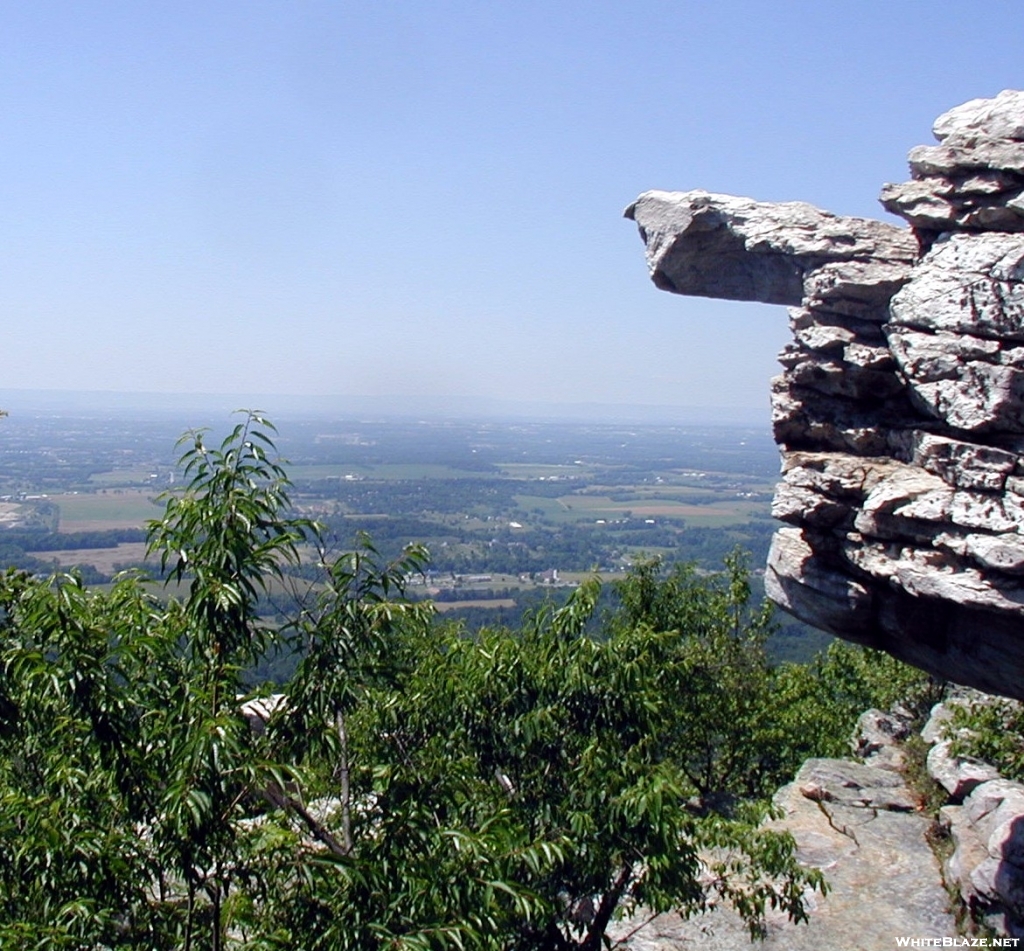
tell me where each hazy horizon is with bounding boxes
[0,387,773,427]
[2,2,1020,411]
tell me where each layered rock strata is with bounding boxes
[923,697,1024,938]
[627,91,1024,700]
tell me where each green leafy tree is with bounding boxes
[609,553,784,809]
[0,413,316,948]
[143,413,315,950]
[606,555,937,810]
[772,638,941,766]
[249,571,823,949]
[5,414,934,949]
[0,569,174,947]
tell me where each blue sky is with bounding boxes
[1,0,1022,418]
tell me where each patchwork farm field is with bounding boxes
[51,490,164,532]
[289,463,500,482]
[30,541,150,574]
[0,411,832,660]
[0,413,786,612]
[513,492,766,528]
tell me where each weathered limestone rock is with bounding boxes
[927,740,1001,801]
[628,91,1024,701]
[922,701,958,744]
[941,778,1024,935]
[934,90,1024,143]
[623,190,917,305]
[853,708,912,771]
[907,695,1024,937]
[765,527,875,636]
[881,91,1024,235]
[609,758,954,950]
[889,233,1024,433]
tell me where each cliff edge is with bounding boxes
[627,91,1024,701]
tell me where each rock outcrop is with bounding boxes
[611,697,1024,947]
[610,713,955,950]
[919,697,1024,938]
[627,91,1024,701]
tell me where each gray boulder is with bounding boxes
[943,779,1024,937]
[852,708,911,770]
[624,190,916,306]
[880,91,1024,234]
[927,740,1001,802]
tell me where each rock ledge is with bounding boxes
[628,91,1024,701]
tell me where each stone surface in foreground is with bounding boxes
[609,758,954,950]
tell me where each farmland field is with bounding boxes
[496,463,593,479]
[289,463,498,482]
[89,468,164,487]
[51,490,164,532]
[0,501,29,527]
[0,410,830,660]
[0,416,776,578]
[513,492,764,527]
[30,542,150,573]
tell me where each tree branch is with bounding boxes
[262,783,349,858]
[581,863,633,951]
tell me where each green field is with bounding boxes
[497,463,594,480]
[52,491,165,532]
[514,492,763,527]
[30,542,151,573]
[89,469,164,487]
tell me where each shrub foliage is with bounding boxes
[0,414,928,948]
